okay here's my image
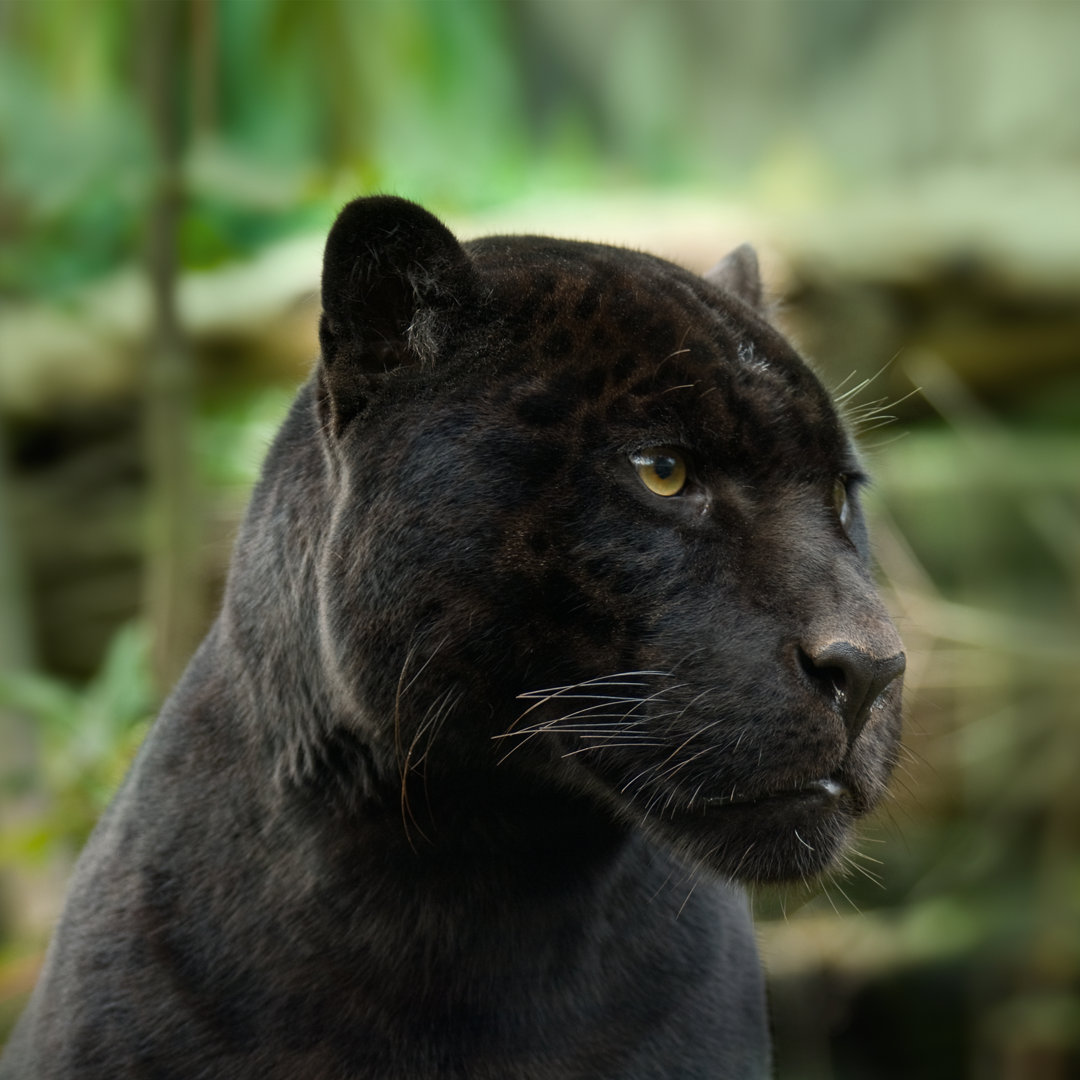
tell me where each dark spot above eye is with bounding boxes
[574,285,602,321]
[531,272,558,299]
[613,352,639,382]
[581,366,607,398]
[642,318,678,353]
[528,531,551,555]
[509,316,537,346]
[590,325,614,349]
[516,392,566,427]
[515,370,588,427]
[545,328,575,358]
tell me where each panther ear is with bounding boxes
[317,196,474,435]
[704,244,763,310]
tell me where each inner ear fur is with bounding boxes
[317,196,474,435]
[704,243,764,310]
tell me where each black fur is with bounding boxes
[1,197,904,1078]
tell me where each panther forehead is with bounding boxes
[468,236,806,380]
[460,237,848,477]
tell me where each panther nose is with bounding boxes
[799,641,906,741]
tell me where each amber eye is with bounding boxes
[630,448,687,497]
[833,477,853,533]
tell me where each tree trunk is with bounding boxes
[141,0,203,693]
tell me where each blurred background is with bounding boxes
[0,1,1077,1076]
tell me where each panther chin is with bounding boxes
[649,777,862,884]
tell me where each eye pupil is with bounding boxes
[630,447,688,497]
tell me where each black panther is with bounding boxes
[1,196,904,1078]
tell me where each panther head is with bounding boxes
[286,196,905,884]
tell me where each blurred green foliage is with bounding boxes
[6,0,1079,298]
[0,0,539,297]
[0,623,153,859]
[196,385,296,488]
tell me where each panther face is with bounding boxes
[313,198,905,885]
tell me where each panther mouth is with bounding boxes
[699,777,854,812]
[651,775,861,883]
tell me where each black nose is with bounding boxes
[799,641,906,740]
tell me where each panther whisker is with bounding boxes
[496,705,657,739]
[400,684,460,849]
[535,697,664,719]
[496,703,668,764]
[496,702,686,769]
[846,847,884,865]
[517,671,674,700]
[830,368,862,396]
[619,763,664,801]
[561,742,667,758]
[660,786,685,818]
[823,870,860,914]
[651,714,727,778]
[855,416,898,433]
[494,712,657,739]
[564,730,665,740]
[393,634,450,795]
[521,694,658,707]
[832,354,898,402]
[611,677,749,799]
[842,393,890,415]
[676,877,702,919]
[507,672,675,734]
[838,851,885,889]
[500,679,684,761]
[655,738,726,786]
[554,696,684,727]
[520,725,660,740]
[663,685,717,736]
